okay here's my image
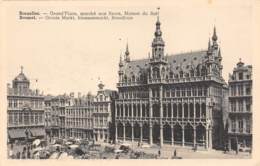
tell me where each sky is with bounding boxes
[2,0,253,96]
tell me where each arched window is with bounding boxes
[152,67,160,79]
[179,71,183,78]
[190,69,194,77]
[132,75,135,82]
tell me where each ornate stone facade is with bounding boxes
[227,60,252,152]
[93,82,117,142]
[7,67,45,142]
[115,17,226,149]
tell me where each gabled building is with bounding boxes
[93,82,117,142]
[7,67,45,142]
[227,60,252,152]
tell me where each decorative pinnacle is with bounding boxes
[212,25,218,41]
[21,66,24,73]
[125,41,129,56]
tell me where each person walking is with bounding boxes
[174,149,177,157]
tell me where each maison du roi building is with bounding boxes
[114,16,252,151]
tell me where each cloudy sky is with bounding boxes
[2,0,254,95]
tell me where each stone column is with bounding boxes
[140,124,143,143]
[208,128,212,149]
[123,123,126,142]
[182,126,185,146]
[123,103,126,117]
[206,128,209,149]
[131,123,134,142]
[115,123,118,143]
[160,125,163,146]
[171,125,174,146]
[193,127,196,147]
[149,124,153,145]
[140,102,143,118]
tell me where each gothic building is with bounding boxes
[227,60,252,152]
[7,67,45,142]
[115,16,227,149]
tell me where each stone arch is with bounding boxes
[152,123,160,144]
[196,124,206,146]
[163,123,171,144]
[132,74,136,82]
[125,122,132,139]
[184,123,194,145]
[124,75,127,83]
[152,67,160,79]
[117,122,123,138]
[201,66,207,76]
[174,124,182,144]
[161,67,166,78]
[142,122,149,141]
[134,122,140,139]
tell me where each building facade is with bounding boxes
[65,93,94,139]
[7,67,45,142]
[227,60,252,152]
[115,17,226,149]
[93,82,117,142]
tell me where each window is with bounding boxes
[238,119,243,132]
[24,112,29,125]
[246,99,251,112]
[238,85,243,96]
[231,119,236,132]
[246,119,251,133]
[192,87,197,96]
[176,87,180,97]
[238,100,243,112]
[231,85,236,96]
[231,101,236,112]
[187,88,191,96]
[239,72,243,80]
[246,86,251,95]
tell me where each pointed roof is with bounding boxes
[13,66,29,82]
[212,26,218,41]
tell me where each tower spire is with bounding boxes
[125,41,130,62]
[212,25,218,41]
[21,66,24,73]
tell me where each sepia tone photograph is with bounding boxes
[0,0,259,163]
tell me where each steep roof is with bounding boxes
[122,50,207,75]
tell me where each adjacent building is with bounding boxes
[227,60,252,152]
[7,67,45,142]
[93,82,117,142]
[115,17,227,149]
[65,93,94,139]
